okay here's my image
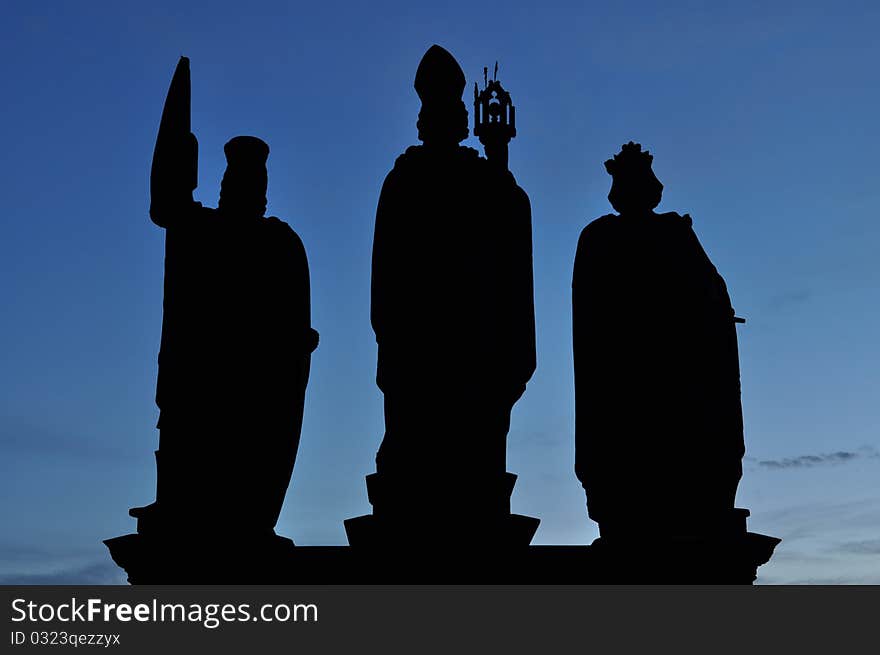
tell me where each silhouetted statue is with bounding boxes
[345,45,537,546]
[573,142,748,540]
[131,57,319,539]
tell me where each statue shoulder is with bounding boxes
[457,145,482,161]
[391,145,425,169]
[154,201,213,229]
[382,146,427,189]
[512,181,531,210]
[655,212,706,253]
[579,213,618,241]
[193,203,217,221]
[573,215,618,285]
[458,146,496,176]
[654,211,694,228]
[264,215,291,231]
[392,144,481,168]
[265,216,307,255]
[575,214,618,263]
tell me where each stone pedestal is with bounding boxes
[105,495,778,584]
[104,532,297,584]
[104,501,299,584]
[104,539,779,584]
[344,470,540,548]
[589,508,781,584]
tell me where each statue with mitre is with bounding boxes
[346,45,538,547]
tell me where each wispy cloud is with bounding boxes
[758,451,858,468]
[829,539,880,556]
[757,496,880,538]
[748,494,880,584]
[751,446,878,469]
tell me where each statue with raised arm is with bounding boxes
[131,57,319,539]
[346,45,538,547]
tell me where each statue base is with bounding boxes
[104,537,779,584]
[103,531,297,584]
[105,498,778,584]
[589,508,781,584]
[104,500,300,584]
[344,470,540,547]
[343,512,541,548]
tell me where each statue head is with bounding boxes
[604,142,663,215]
[218,136,269,219]
[414,45,469,146]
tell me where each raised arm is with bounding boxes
[149,57,199,228]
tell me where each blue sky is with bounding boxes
[1,1,878,584]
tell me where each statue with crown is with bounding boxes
[345,45,539,551]
[106,57,319,581]
[572,142,779,581]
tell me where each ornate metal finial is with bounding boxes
[473,61,516,145]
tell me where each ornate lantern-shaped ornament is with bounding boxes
[473,62,516,169]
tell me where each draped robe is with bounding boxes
[151,202,316,532]
[370,144,535,514]
[573,211,745,536]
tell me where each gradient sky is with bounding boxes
[1,1,878,584]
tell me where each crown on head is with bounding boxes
[604,141,653,177]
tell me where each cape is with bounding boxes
[155,204,315,429]
[572,211,745,534]
[371,145,536,403]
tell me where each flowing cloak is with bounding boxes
[371,145,535,477]
[151,202,316,529]
[572,211,745,535]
